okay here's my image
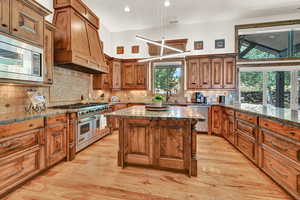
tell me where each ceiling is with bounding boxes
[83,0,300,32]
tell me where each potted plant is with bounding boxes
[152,95,164,107]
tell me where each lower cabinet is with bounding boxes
[236,132,258,164]
[211,106,222,135]
[222,113,235,145]
[46,123,67,167]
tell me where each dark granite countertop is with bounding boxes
[105,105,206,121]
[0,109,68,125]
[220,103,300,128]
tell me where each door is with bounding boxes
[211,58,224,89]
[155,120,188,171]
[112,61,121,89]
[187,59,200,89]
[44,22,55,84]
[0,0,10,34]
[135,63,147,89]
[11,0,44,46]
[199,58,211,88]
[124,119,152,166]
[46,124,67,167]
[223,57,236,89]
[122,63,136,89]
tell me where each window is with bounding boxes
[239,67,299,109]
[152,61,184,95]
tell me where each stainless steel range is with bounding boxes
[51,103,110,152]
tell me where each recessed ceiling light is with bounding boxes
[124,6,130,12]
[164,0,170,7]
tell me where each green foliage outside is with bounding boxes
[154,67,181,94]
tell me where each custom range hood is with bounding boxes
[53,0,108,74]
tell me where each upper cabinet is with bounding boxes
[53,0,108,74]
[44,21,56,84]
[0,0,50,46]
[186,54,236,90]
[122,62,148,90]
[0,0,10,34]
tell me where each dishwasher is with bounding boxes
[188,105,209,133]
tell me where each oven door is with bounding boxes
[76,116,96,152]
[0,35,43,82]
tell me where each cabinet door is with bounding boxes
[112,61,122,89]
[46,124,67,167]
[135,63,147,89]
[211,58,223,89]
[101,61,112,89]
[236,132,257,163]
[155,120,188,171]
[223,57,236,89]
[44,22,55,84]
[0,0,10,34]
[124,119,152,166]
[11,0,44,46]
[122,63,136,89]
[211,106,222,135]
[187,59,200,89]
[227,116,235,145]
[199,58,211,88]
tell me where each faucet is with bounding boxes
[166,90,171,103]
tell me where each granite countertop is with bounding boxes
[220,103,300,128]
[105,105,206,121]
[0,109,68,125]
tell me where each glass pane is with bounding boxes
[238,31,289,60]
[0,48,23,66]
[298,71,300,109]
[267,71,291,108]
[293,30,300,57]
[154,66,182,95]
[240,72,263,104]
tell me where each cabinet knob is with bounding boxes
[1,24,7,27]
[13,28,18,32]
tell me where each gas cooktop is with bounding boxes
[50,103,108,110]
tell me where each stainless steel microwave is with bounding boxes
[0,34,43,82]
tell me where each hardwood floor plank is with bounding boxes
[5,133,293,200]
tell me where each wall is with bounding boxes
[111,13,300,59]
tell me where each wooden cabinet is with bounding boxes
[44,22,55,84]
[112,61,122,90]
[187,59,200,89]
[236,131,258,163]
[53,0,108,73]
[211,58,223,89]
[122,62,148,90]
[222,108,235,145]
[211,106,222,135]
[11,0,45,46]
[186,54,236,90]
[0,0,10,34]
[93,58,112,90]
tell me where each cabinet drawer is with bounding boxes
[236,132,257,163]
[236,112,257,125]
[0,129,42,158]
[113,104,128,111]
[261,130,300,163]
[46,114,67,126]
[260,118,300,142]
[261,147,300,198]
[0,118,44,139]
[0,147,40,193]
[236,120,257,140]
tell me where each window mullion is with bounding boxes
[263,71,268,106]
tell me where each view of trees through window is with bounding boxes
[240,72,263,104]
[153,62,183,95]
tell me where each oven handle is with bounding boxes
[79,117,97,124]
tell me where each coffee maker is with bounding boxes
[195,92,207,104]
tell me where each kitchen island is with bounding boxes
[105,106,206,176]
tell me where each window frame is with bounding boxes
[151,59,185,96]
[239,66,300,110]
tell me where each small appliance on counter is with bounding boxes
[217,95,226,104]
[111,96,120,102]
[195,92,207,104]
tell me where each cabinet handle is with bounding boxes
[29,124,34,128]
[269,164,288,179]
[13,28,18,32]
[1,24,7,27]
[288,132,296,136]
[52,132,61,137]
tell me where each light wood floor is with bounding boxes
[5,133,293,200]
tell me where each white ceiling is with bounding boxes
[83,0,300,32]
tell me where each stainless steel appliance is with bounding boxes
[50,103,109,152]
[195,92,207,104]
[217,95,226,104]
[0,34,43,82]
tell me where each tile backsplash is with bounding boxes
[0,67,93,114]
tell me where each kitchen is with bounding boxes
[0,0,300,199]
